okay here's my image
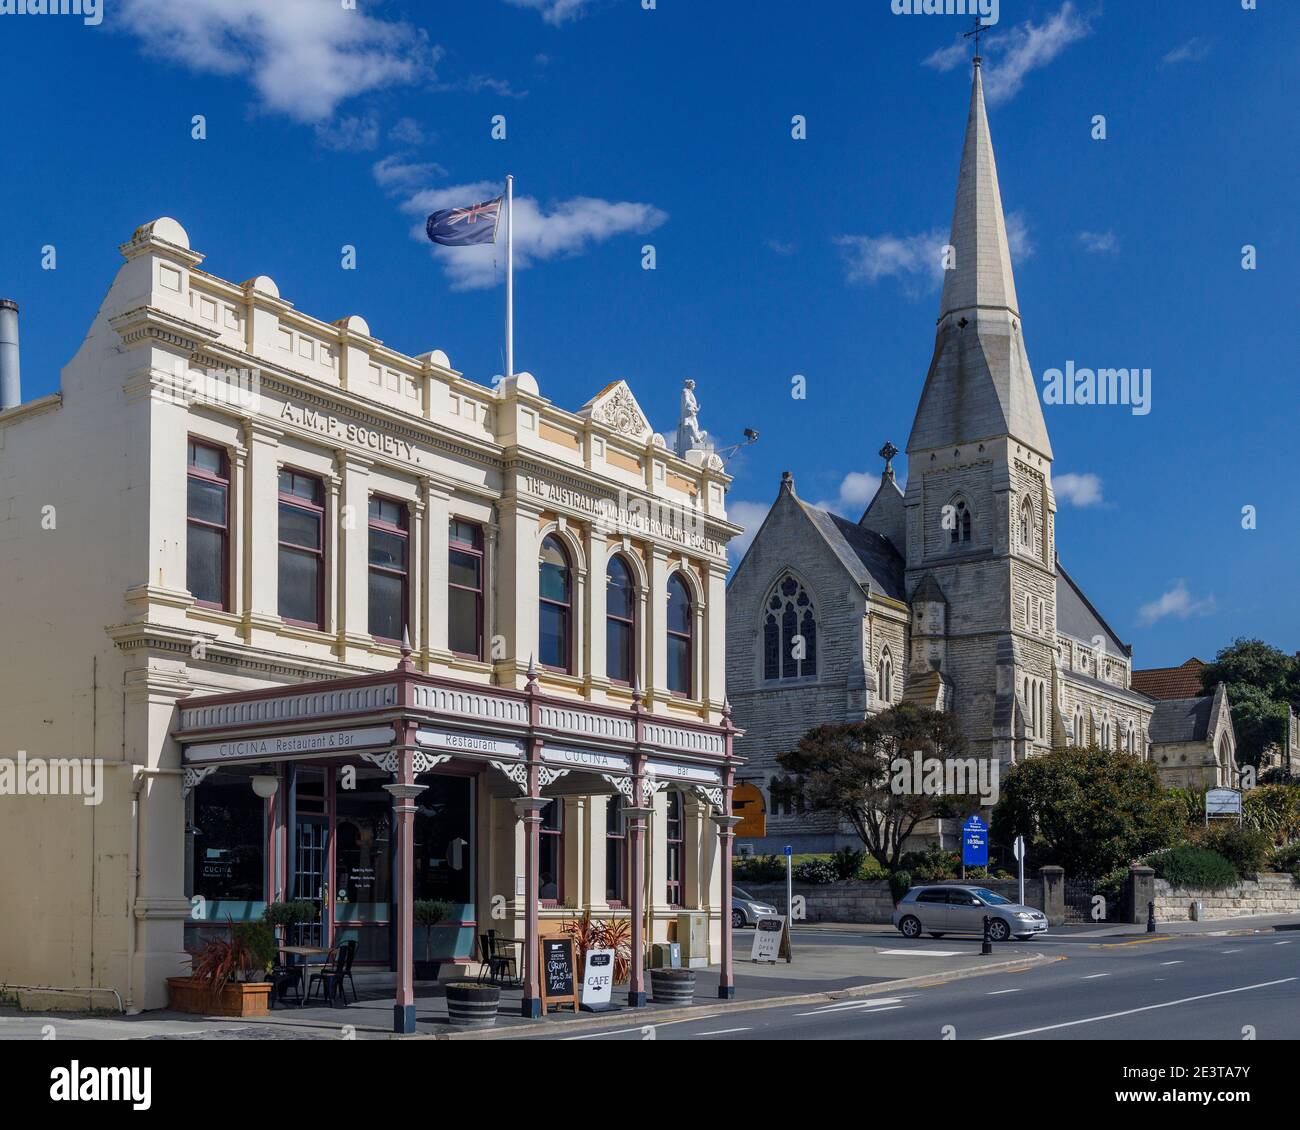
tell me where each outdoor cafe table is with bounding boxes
[278,945,331,1005]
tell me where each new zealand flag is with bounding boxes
[425,197,503,246]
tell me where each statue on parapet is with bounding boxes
[675,379,710,457]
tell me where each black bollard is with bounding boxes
[1147,899,1157,934]
[981,915,993,955]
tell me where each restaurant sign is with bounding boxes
[541,746,632,773]
[645,759,721,785]
[416,727,526,759]
[184,725,394,765]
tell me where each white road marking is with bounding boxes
[1221,949,1242,954]
[1083,973,1109,979]
[987,988,1021,995]
[876,949,963,957]
[1275,940,1294,945]
[796,1002,906,1018]
[984,978,1298,1040]
[696,1027,751,1036]
[804,996,905,1013]
[1160,960,1183,966]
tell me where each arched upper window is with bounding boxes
[762,573,817,681]
[539,535,572,673]
[666,573,693,697]
[1125,720,1136,754]
[1100,717,1112,750]
[1073,705,1085,746]
[878,647,894,703]
[949,496,972,545]
[1020,497,1034,548]
[606,555,636,685]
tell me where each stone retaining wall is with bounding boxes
[1153,873,1300,921]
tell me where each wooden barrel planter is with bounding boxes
[649,968,696,1005]
[444,981,500,1029]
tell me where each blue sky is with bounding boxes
[1,0,1296,668]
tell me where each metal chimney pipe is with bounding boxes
[0,299,20,411]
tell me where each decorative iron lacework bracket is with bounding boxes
[361,750,451,777]
[641,776,669,807]
[181,765,218,797]
[693,785,724,811]
[490,760,530,793]
[538,767,570,789]
[601,773,635,801]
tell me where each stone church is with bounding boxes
[727,60,1206,854]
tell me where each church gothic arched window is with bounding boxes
[878,647,894,703]
[949,496,972,545]
[1020,497,1034,548]
[762,573,817,681]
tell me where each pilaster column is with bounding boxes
[585,526,610,694]
[624,800,653,1008]
[512,739,547,1018]
[647,546,671,705]
[711,808,742,1000]
[338,451,373,653]
[242,420,283,642]
[422,479,452,660]
[408,491,425,655]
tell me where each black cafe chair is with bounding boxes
[488,930,519,987]
[477,933,516,987]
[308,940,358,1007]
[268,963,303,1008]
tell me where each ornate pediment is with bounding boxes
[579,380,652,443]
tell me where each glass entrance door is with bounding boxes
[293,815,328,946]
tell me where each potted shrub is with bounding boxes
[444,980,500,1028]
[414,900,454,981]
[167,918,275,1017]
[262,899,317,945]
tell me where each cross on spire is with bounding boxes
[963,14,988,63]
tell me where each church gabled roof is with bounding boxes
[799,501,907,603]
[1056,561,1128,658]
[1149,684,1231,745]
[906,60,1052,460]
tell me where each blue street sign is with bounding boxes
[783,845,793,857]
[962,815,989,868]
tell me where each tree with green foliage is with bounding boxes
[776,705,978,870]
[991,747,1179,879]
[1200,639,1299,768]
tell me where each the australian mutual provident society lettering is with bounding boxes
[186,726,394,764]
[280,401,416,462]
[522,475,724,557]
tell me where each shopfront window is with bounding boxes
[666,790,685,907]
[605,795,626,904]
[187,770,266,907]
[414,776,474,905]
[333,770,394,963]
[538,798,563,904]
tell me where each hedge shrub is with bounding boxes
[1146,845,1238,891]
[1202,824,1271,877]
[793,858,838,885]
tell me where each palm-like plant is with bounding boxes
[190,917,262,998]
[561,912,634,985]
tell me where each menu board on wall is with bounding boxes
[540,937,578,1013]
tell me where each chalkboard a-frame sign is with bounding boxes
[540,937,579,1013]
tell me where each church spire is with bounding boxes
[906,60,1052,461]
[938,58,1019,322]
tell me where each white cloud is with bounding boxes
[504,0,593,25]
[925,2,1091,105]
[837,210,1031,291]
[1078,230,1120,255]
[1054,472,1104,507]
[397,181,668,290]
[1137,581,1217,626]
[1163,37,1213,66]
[314,115,380,153]
[373,155,447,193]
[118,0,433,123]
[814,470,882,517]
[726,500,773,562]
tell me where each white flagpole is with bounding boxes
[505,174,514,381]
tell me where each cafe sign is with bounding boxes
[416,727,526,759]
[645,759,721,785]
[185,725,394,765]
[541,746,631,773]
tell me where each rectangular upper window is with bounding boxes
[368,496,408,644]
[448,519,484,660]
[278,469,324,629]
[186,439,229,610]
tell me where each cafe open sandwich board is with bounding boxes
[540,936,579,1013]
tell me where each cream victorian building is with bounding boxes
[0,217,743,1030]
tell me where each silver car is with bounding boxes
[892,884,1048,941]
[732,886,779,929]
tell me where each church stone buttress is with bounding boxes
[902,58,1058,766]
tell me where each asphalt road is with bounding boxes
[546,931,1300,1041]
